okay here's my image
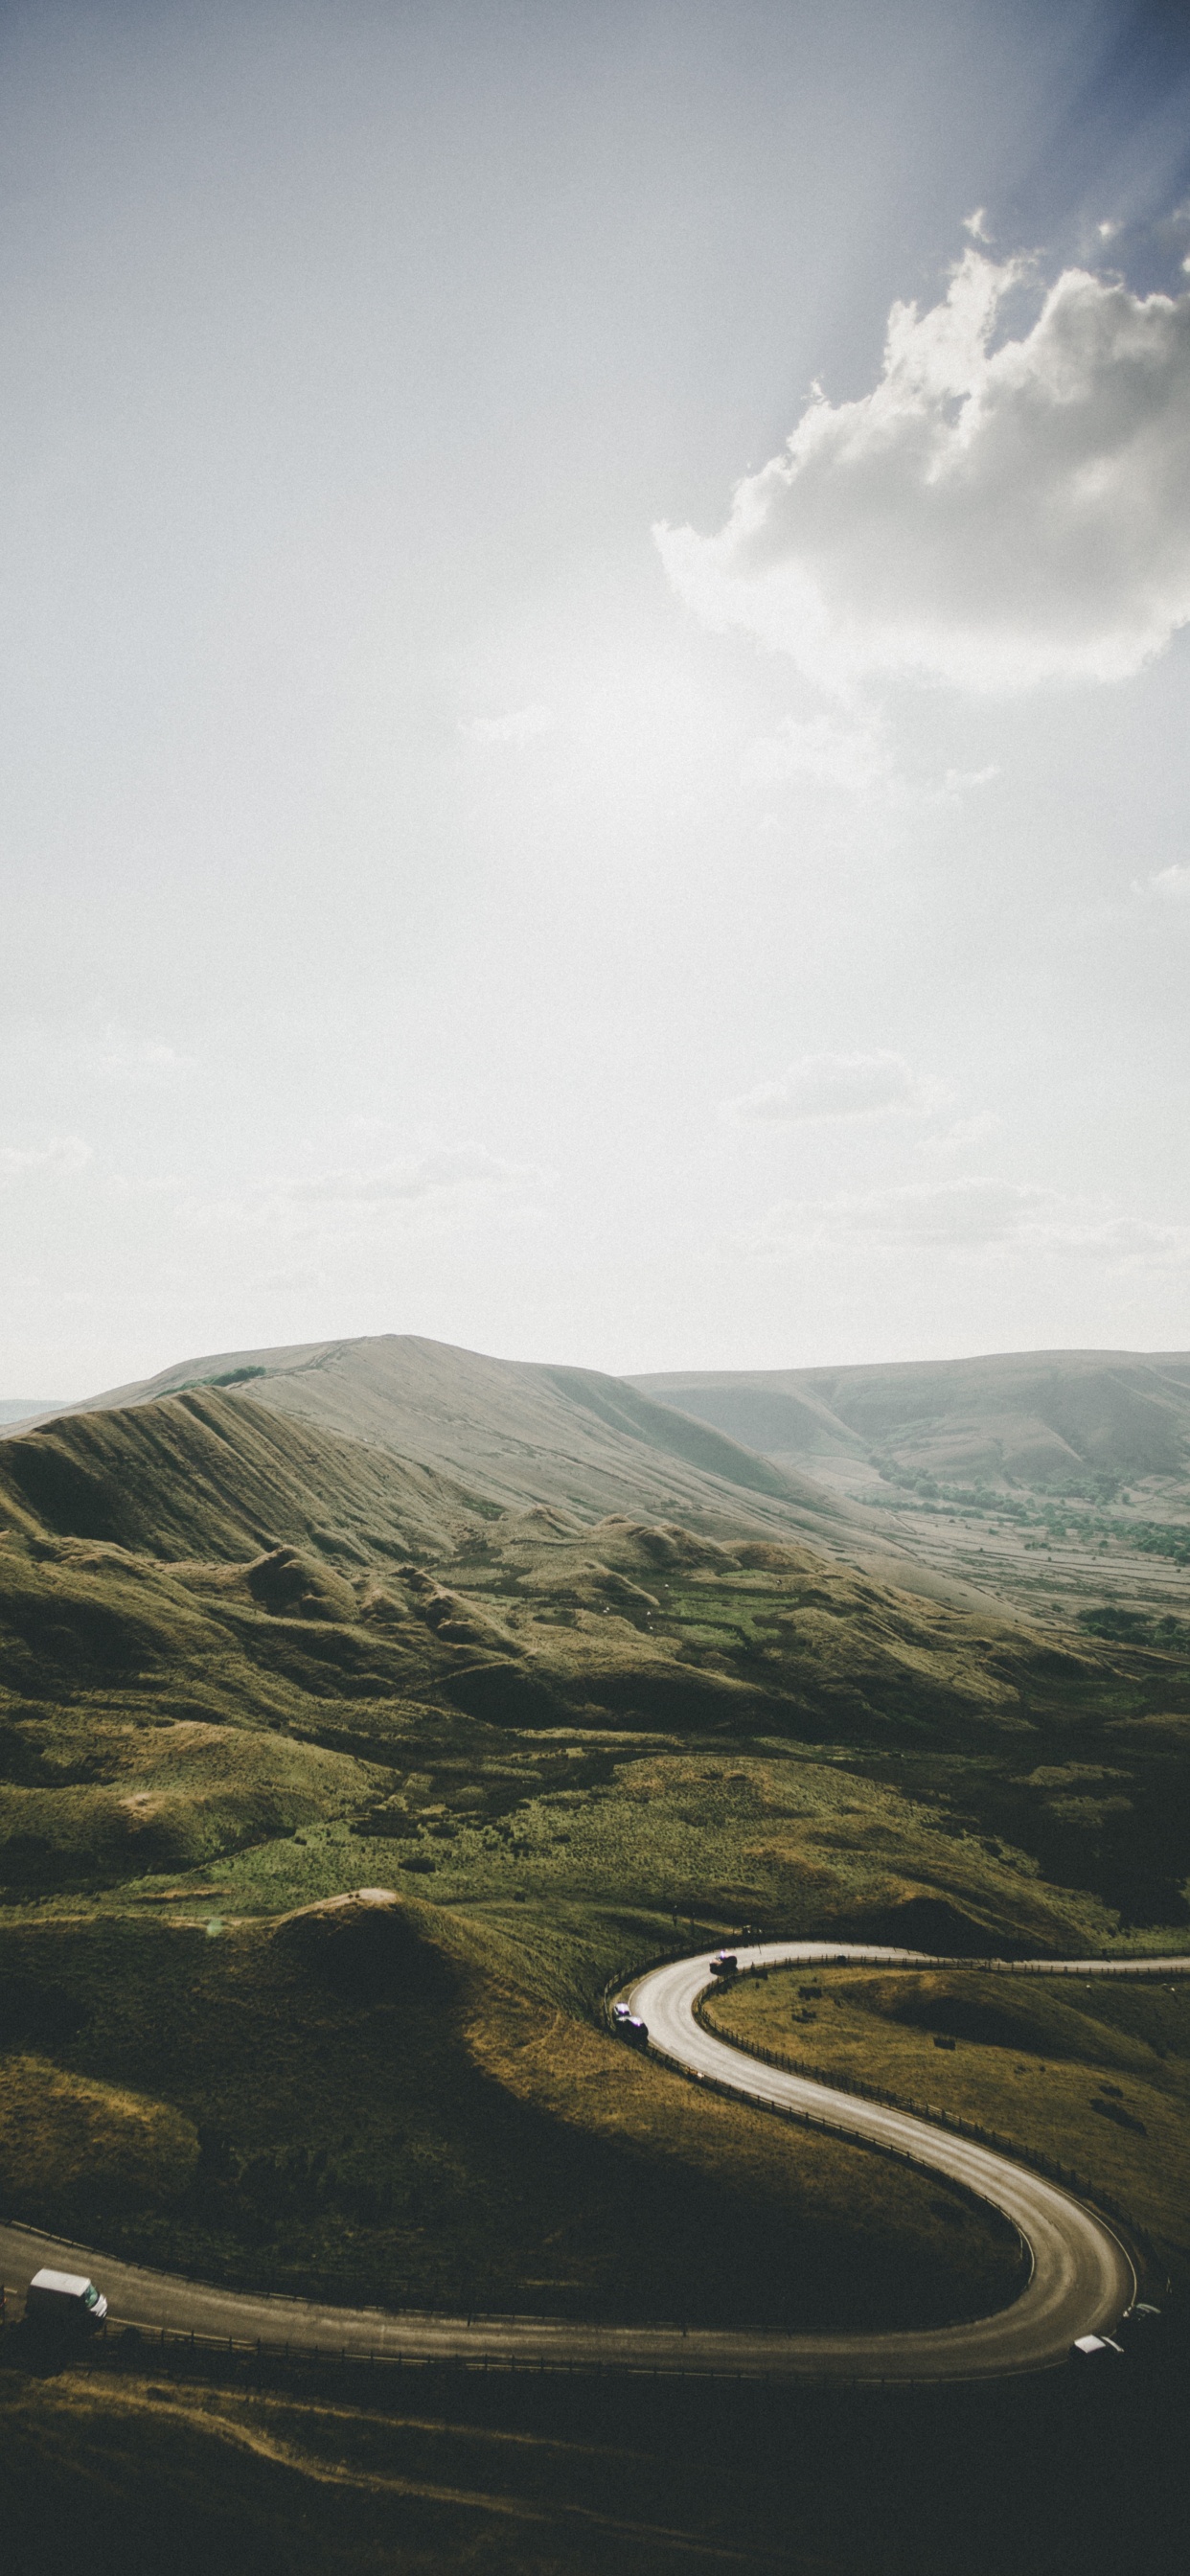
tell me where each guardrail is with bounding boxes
[0,2313,977,2389]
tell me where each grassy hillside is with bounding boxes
[2,1392,1188,1921]
[1,1368,1187,2347]
[634,1348,1190,1497]
[0,1385,477,1562]
[36,1332,838,1534]
[707,1962,1190,2291]
[7,2353,1184,2576]
[0,1890,1021,2332]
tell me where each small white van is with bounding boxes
[25,2268,108,2332]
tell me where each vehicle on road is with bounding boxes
[612,1999,632,2022]
[1070,2334,1125,2362]
[622,2014,649,2048]
[709,1952,738,1977]
[25,2269,108,2334]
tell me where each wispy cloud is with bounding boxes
[743,711,892,795]
[743,707,999,809]
[462,703,555,747]
[187,1143,555,1234]
[750,1176,1190,1268]
[656,246,1190,694]
[0,1136,91,1184]
[95,1026,190,1078]
[725,1051,941,1124]
[1133,862,1190,903]
[276,1143,551,1205]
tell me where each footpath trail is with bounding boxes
[4,1944,1186,2382]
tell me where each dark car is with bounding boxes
[709,1952,738,1977]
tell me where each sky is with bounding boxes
[3,0,1190,1396]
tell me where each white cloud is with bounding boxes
[726,1051,938,1123]
[0,1136,91,1184]
[463,702,555,746]
[963,208,992,243]
[751,1176,1190,1267]
[1133,862,1190,903]
[656,247,1190,694]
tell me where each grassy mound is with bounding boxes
[0,2055,198,2218]
[0,1714,371,1890]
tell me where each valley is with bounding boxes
[2,1334,1189,2568]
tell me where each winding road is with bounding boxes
[3,1944,1186,2382]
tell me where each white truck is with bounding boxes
[25,2268,108,2333]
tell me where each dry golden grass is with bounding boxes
[707,1965,1190,2285]
[0,2053,198,2208]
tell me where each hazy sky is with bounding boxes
[4,0,1190,1394]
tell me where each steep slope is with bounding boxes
[33,1334,840,1537]
[0,1386,475,1563]
[632,1349,1190,1495]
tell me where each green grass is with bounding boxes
[0,1893,1021,2334]
[706,1964,1190,2288]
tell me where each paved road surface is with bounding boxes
[3,1944,1184,2381]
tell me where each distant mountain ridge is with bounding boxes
[630,1349,1190,1494]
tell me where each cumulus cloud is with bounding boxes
[656,248,1190,693]
[726,1051,937,1123]
[463,702,555,746]
[0,1136,91,1184]
[751,1176,1190,1266]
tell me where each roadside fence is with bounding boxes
[690,1982,1157,2278]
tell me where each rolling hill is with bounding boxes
[19,1333,840,1538]
[631,1349,1190,1496]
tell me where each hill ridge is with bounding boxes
[10,1331,841,1540]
